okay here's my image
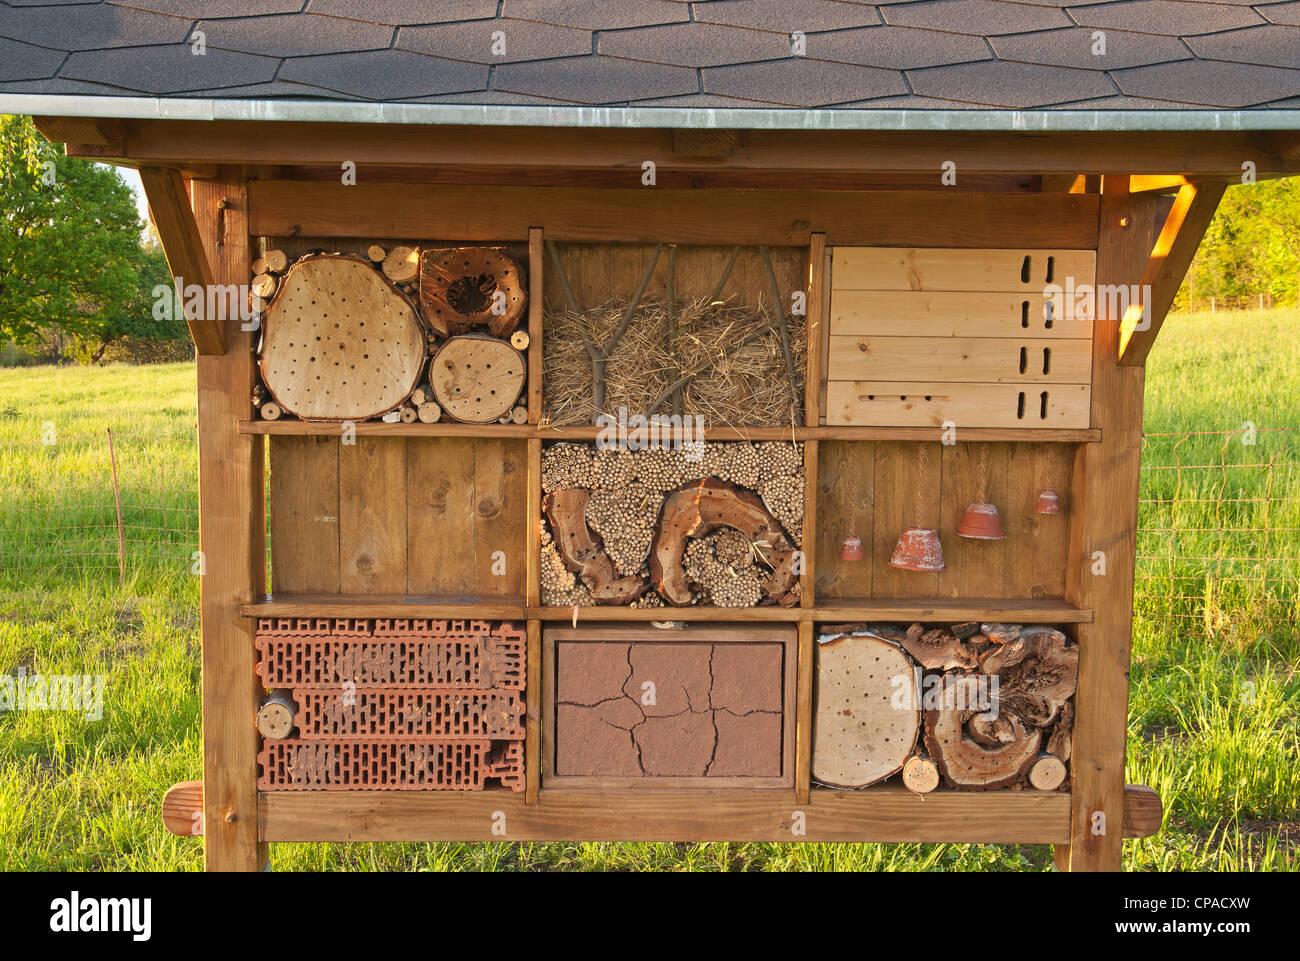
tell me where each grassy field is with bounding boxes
[1,309,1297,871]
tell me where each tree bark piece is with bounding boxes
[383,245,419,285]
[902,624,979,670]
[260,253,425,421]
[420,247,526,338]
[992,626,1078,728]
[543,488,646,605]
[1029,752,1068,791]
[1047,700,1073,762]
[813,630,920,788]
[924,674,1042,790]
[416,401,442,424]
[649,478,799,606]
[902,753,940,794]
[429,335,525,424]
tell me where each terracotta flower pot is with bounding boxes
[956,502,1006,540]
[839,535,865,562]
[1035,489,1063,515]
[889,527,945,572]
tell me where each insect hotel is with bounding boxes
[13,2,1300,872]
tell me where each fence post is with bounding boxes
[106,428,125,585]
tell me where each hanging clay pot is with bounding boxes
[889,527,945,572]
[957,502,1006,540]
[839,535,865,562]
[1035,489,1063,515]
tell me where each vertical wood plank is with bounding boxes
[814,440,874,600]
[269,435,339,593]
[819,246,832,426]
[473,438,525,597]
[525,618,541,804]
[805,233,826,428]
[193,172,266,871]
[872,441,941,598]
[528,227,543,424]
[801,439,818,609]
[1058,178,1151,872]
[938,442,1008,598]
[339,436,406,594]
[406,438,475,595]
[795,619,814,805]
[1005,442,1071,598]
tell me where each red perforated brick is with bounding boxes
[294,688,524,740]
[256,620,524,690]
[258,739,522,791]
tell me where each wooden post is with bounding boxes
[193,172,268,871]
[525,437,542,804]
[1056,177,1151,872]
[527,227,543,425]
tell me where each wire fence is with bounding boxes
[0,426,1296,638]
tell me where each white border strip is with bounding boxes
[3,94,1300,131]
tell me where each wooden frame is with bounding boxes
[541,624,798,791]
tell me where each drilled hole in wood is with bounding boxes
[1019,346,1027,374]
[1040,390,1049,419]
[1017,391,1026,419]
[1046,255,1055,284]
[1021,301,1029,328]
[1043,347,1052,375]
[1020,255,1031,283]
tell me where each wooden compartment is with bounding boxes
[825,247,1095,428]
[542,624,796,788]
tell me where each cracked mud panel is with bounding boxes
[554,641,783,778]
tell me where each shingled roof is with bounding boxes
[4,0,1300,118]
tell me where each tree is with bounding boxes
[0,114,188,360]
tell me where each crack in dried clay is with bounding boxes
[713,707,783,719]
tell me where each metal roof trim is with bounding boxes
[5,94,1300,132]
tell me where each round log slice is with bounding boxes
[260,254,425,421]
[812,632,920,789]
[420,247,526,338]
[430,335,525,424]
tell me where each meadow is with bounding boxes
[1,308,1297,871]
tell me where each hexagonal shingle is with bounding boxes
[1186,23,1300,69]
[1068,0,1264,35]
[1112,58,1300,106]
[495,55,697,104]
[1,3,192,52]
[279,49,489,100]
[60,44,280,95]
[992,26,1191,70]
[0,36,66,82]
[1259,2,1300,27]
[503,0,689,30]
[197,14,393,58]
[110,0,302,17]
[399,18,591,65]
[882,0,1072,36]
[306,0,501,24]
[704,58,907,107]
[600,21,789,68]
[695,0,881,33]
[908,59,1115,107]
[806,25,991,70]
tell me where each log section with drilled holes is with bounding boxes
[429,335,525,424]
[420,247,527,338]
[260,254,425,421]
[812,628,920,788]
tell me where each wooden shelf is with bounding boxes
[812,598,1092,623]
[259,783,1159,844]
[529,605,803,622]
[241,420,1099,443]
[239,593,526,619]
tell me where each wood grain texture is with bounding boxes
[801,439,818,610]
[525,619,541,805]
[339,436,407,593]
[240,594,525,618]
[814,441,875,600]
[1005,443,1072,599]
[871,442,941,598]
[138,167,222,355]
[828,336,1092,384]
[193,173,266,871]
[805,233,826,426]
[161,780,204,837]
[832,248,1097,291]
[528,227,543,424]
[795,620,814,804]
[249,182,1100,248]
[830,289,1093,339]
[938,443,1008,598]
[1057,178,1152,872]
[826,381,1091,429]
[269,435,339,593]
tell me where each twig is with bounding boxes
[665,245,683,416]
[708,246,741,304]
[646,325,772,414]
[758,245,802,426]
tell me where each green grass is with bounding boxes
[1,311,1297,871]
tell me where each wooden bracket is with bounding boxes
[1117,180,1226,367]
[31,115,126,156]
[138,167,226,355]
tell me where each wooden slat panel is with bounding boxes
[249,182,1100,248]
[827,382,1091,429]
[1005,443,1072,599]
[406,438,475,595]
[812,598,1089,622]
[525,619,541,805]
[339,436,407,594]
[240,594,525,619]
[801,438,818,610]
[830,289,1093,339]
[795,621,814,805]
[833,247,1096,291]
[527,227,543,424]
[828,336,1091,384]
[193,174,266,871]
[871,441,941,598]
[938,443,1008,598]
[473,438,526,597]
[269,435,340,593]
[804,234,826,426]
[814,441,874,600]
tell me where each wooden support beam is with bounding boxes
[31,115,125,153]
[137,167,225,355]
[194,172,267,872]
[1118,181,1226,366]
[1056,177,1151,872]
[1129,174,1191,194]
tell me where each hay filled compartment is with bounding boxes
[540,440,805,609]
[542,243,806,428]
